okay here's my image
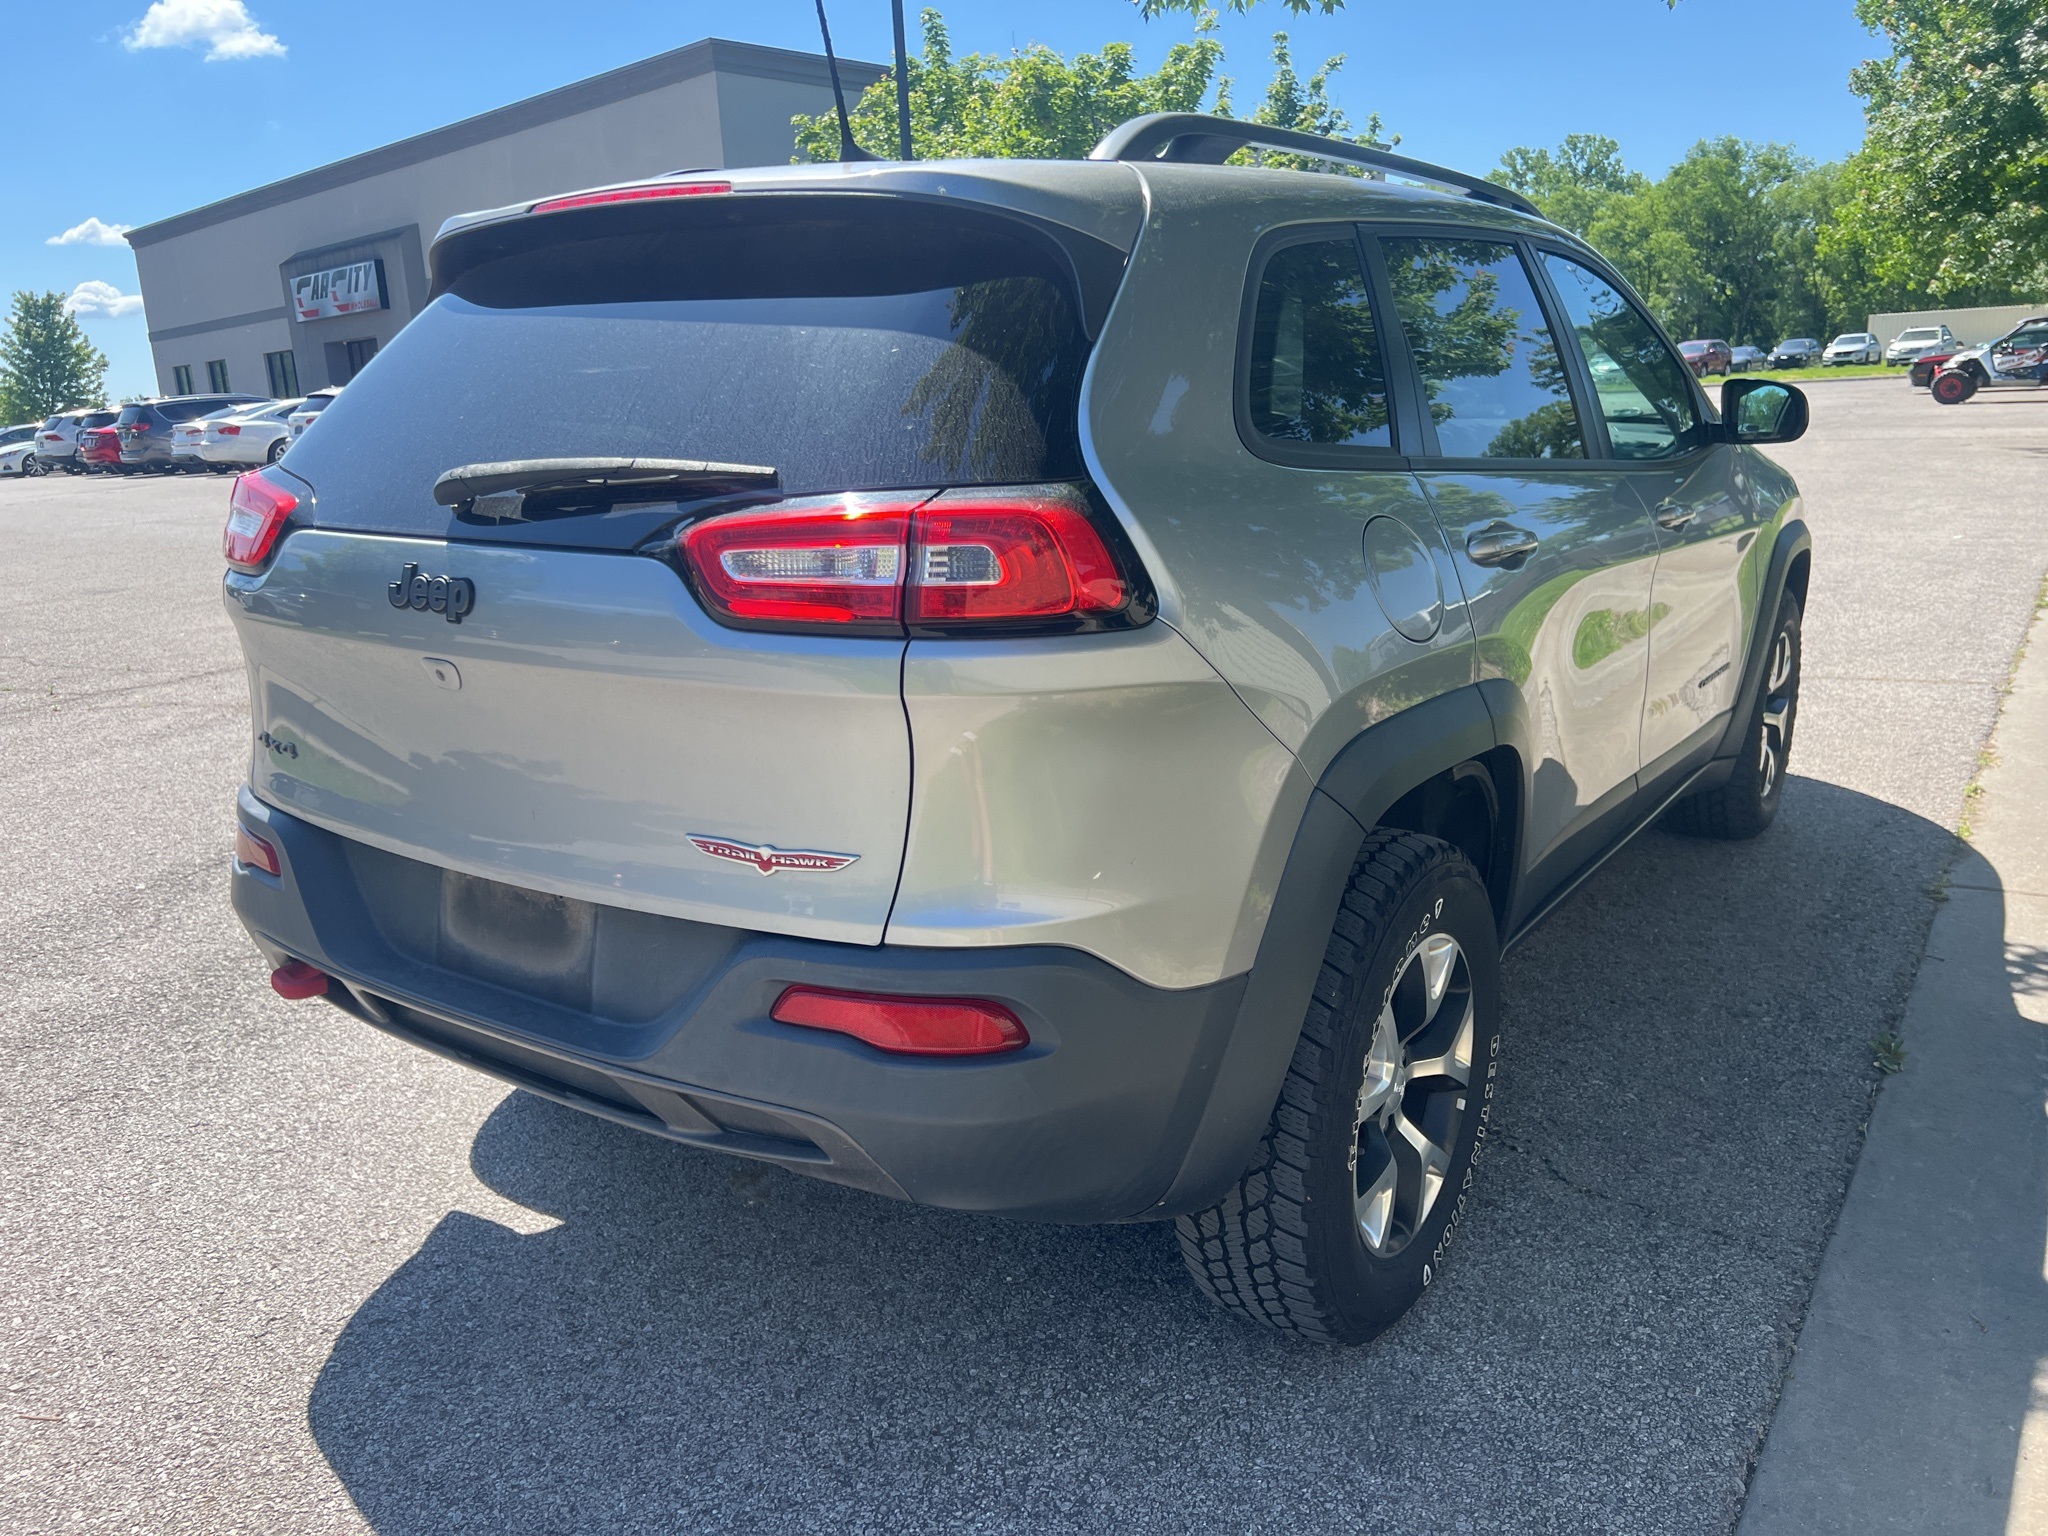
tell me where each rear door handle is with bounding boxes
[1654,501,1696,531]
[1465,522,1539,567]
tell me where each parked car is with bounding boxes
[1929,315,2048,404]
[222,115,1813,1346]
[1769,338,1822,368]
[173,403,270,472]
[116,393,265,472]
[78,424,124,472]
[1678,338,1732,377]
[1886,325,1956,366]
[1729,344,1768,373]
[1823,332,1881,366]
[198,399,303,469]
[0,422,45,477]
[286,387,342,441]
[37,408,120,472]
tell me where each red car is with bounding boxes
[1909,352,1957,389]
[78,425,124,472]
[1679,339,1733,378]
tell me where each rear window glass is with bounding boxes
[1380,236,1584,461]
[284,197,1104,542]
[1244,235,1394,451]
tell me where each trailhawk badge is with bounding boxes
[687,834,859,876]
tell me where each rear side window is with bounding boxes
[1244,236,1393,451]
[1541,253,1703,461]
[284,197,1106,541]
[1380,236,1584,461]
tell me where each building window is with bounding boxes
[344,337,378,380]
[171,364,194,395]
[264,349,300,398]
[206,360,231,392]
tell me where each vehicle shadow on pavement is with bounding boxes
[306,775,2012,1535]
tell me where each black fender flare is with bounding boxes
[1146,685,1502,1216]
[1715,516,1811,762]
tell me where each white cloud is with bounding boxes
[66,281,147,320]
[47,217,134,247]
[124,0,285,61]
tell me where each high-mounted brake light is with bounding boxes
[223,469,299,571]
[532,181,731,213]
[771,986,1028,1056]
[676,491,1139,637]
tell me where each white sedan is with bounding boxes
[173,404,269,471]
[197,399,304,468]
[1823,332,1882,366]
[0,422,45,477]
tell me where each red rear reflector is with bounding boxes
[677,492,1137,635]
[223,469,299,571]
[235,825,280,875]
[533,181,731,212]
[270,961,328,1000]
[771,986,1028,1056]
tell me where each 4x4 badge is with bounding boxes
[687,834,859,876]
[388,562,475,622]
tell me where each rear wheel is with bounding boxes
[1931,369,1976,404]
[1177,831,1502,1345]
[1668,592,1801,840]
[265,438,286,465]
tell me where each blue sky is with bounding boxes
[6,0,1883,403]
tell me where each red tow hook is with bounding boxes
[270,961,330,1000]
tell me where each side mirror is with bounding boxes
[1721,377,1807,444]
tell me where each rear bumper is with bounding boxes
[231,789,1256,1223]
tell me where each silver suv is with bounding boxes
[223,114,1812,1345]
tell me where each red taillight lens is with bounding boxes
[235,825,280,875]
[910,497,1126,625]
[680,497,913,632]
[533,181,731,212]
[41,433,60,442]
[677,490,1140,636]
[218,424,241,436]
[771,986,1028,1056]
[224,469,299,571]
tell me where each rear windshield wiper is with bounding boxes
[433,457,778,520]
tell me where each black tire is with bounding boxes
[22,453,42,478]
[265,437,286,465]
[1177,830,1502,1345]
[1668,591,1801,840]
[1931,369,1975,404]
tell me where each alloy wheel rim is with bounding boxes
[1758,628,1795,800]
[1352,931,1475,1258]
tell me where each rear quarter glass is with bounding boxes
[280,196,1111,551]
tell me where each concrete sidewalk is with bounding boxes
[1742,600,2048,1534]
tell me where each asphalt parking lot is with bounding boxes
[4,378,2046,1535]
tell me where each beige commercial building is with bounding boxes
[127,38,882,399]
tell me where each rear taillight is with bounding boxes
[771,986,1028,1056]
[677,490,1142,637]
[223,469,299,571]
[41,433,60,442]
[217,424,241,436]
[533,181,731,212]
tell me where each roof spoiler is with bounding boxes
[1088,113,1542,220]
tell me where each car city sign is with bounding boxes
[291,259,388,322]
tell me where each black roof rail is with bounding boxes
[1088,113,1543,220]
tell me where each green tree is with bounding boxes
[793,9,1383,166]
[0,291,108,425]
[1495,134,1646,238]
[1848,0,2048,297]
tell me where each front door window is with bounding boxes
[1540,254,1704,460]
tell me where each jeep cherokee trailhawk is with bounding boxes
[223,114,1812,1345]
